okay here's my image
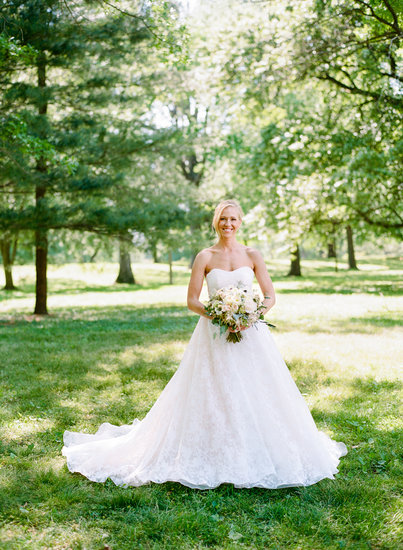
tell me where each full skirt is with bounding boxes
[62,318,347,489]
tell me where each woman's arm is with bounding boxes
[187,251,212,319]
[249,249,276,314]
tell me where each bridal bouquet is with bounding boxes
[205,284,274,343]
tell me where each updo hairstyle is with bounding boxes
[212,199,244,235]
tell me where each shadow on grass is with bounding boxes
[275,272,402,296]
[0,305,197,433]
[0,272,192,302]
[349,314,402,329]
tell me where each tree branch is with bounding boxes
[317,72,403,109]
[354,0,402,33]
[381,0,402,33]
[352,205,403,229]
[379,70,403,83]
[98,1,166,44]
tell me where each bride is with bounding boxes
[63,199,347,489]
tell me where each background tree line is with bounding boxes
[1,0,402,313]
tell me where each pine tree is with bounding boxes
[0,0,184,312]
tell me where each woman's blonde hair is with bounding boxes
[212,199,244,235]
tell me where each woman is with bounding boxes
[63,199,347,489]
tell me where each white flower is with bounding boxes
[244,297,256,314]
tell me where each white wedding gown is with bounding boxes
[63,266,347,489]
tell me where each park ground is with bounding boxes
[0,257,402,549]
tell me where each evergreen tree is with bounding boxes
[0,0,184,312]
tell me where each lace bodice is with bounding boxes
[206,266,255,296]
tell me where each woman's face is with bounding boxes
[218,206,242,237]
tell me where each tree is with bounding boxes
[0,0,185,313]
[296,0,402,112]
[212,0,402,258]
[346,225,358,270]
[292,0,403,233]
[0,233,18,289]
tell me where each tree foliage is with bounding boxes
[0,0,187,311]
[217,0,402,245]
[1,0,401,298]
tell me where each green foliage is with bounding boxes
[211,0,402,243]
[0,0,187,235]
[297,0,403,114]
[0,33,37,65]
[1,0,402,302]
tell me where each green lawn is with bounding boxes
[0,258,402,549]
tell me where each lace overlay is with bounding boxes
[62,266,347,489]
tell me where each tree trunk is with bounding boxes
[151,241,159,263]
[180,151,206,270]
[116,239,136,284]
[89,244,101,263]
[34,226,48,314]
[168,250,173,284]
[34,51,48,315]
[0,236,18,290]
[346,225,358,270]
[327,241,336,258]
[287,244,302,276]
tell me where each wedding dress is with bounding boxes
[63,266,347,489]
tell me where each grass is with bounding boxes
[0,257,402,549]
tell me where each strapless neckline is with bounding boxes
[206,266,254,278]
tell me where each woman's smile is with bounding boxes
[218,208,241,236]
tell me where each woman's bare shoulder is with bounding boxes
[245,246,266,266]
[197,247,215,257]
[245,245,263,257]
[194,248,214,265]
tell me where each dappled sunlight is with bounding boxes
[57,340,189,431]
[61,378,163,431]
[0,520,107,550]
[274,292,401,326]
[0,285,189,313]
[374,416,403,432]
[0,416,55,443]
[287,359,355,412]
[275,330,402,377]
[117,341,185,368]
